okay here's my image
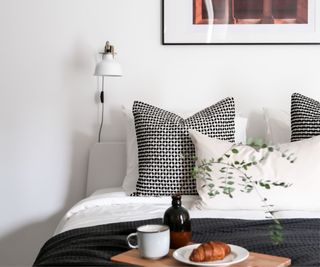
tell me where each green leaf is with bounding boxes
[205,166,212,172]
[273,224,283,230]
[231,148,239,154]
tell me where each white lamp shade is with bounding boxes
[94,53,122,77]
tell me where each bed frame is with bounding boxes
[86,142,126,196]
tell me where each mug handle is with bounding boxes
[127,233,139,249]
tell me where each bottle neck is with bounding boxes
[172,199,181,207]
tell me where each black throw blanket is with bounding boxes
[34,218,320,266]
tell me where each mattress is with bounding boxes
[55,187,320,235]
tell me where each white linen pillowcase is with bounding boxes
[189,129,320,211]
[121,106,248,195]
[263,108,290,145]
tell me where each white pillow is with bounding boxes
[121,106,248,195]
[234,116,248,145]
[189,129,320,211]
[122,106,139,195]
[263,108,290,144]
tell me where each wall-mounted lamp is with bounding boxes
[94,41,122,142]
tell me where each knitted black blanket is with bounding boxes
[34,218,320,266]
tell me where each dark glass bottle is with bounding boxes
[163,194,192,249]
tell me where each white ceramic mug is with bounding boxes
[127,224,170,259]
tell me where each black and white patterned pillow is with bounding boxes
[291,93,320,142]
[132,98,235,196]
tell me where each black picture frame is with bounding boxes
[162,0,320,45]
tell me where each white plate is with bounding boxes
[173,244,249,267]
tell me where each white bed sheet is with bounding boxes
[55,188,320,235]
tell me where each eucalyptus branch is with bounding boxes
[191,143,295,245]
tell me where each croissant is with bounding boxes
[189,241,231,262]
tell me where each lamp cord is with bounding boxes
[98,77,105,143]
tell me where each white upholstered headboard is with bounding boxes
[86,142,126,196]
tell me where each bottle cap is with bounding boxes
[172,194,181,200]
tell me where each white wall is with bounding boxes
[0,0,319,265]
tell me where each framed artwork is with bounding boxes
[162,0,320,44]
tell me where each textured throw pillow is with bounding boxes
[291,93,320,142]
[189,129,320,211]
[121,106,247,195]
[133,98,235,196]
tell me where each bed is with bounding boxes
[34,100,320,266]
[33,144,320,266]
[34,188,320,266]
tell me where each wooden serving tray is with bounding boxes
[111,248,291,267]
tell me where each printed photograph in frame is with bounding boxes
[163,0,320,44]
